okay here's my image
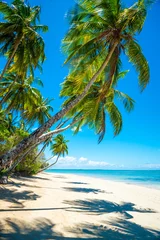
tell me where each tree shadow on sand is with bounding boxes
[64,199,156,219]
[0,217,160,240]
[7,180,59,190]
[66,220,160,240]
[52,175,67,179]
[63,187,111,194]
[0,186,40,208]
[67,182,88,185]
[12,175,51,182]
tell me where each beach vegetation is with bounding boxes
[0,0,151,181]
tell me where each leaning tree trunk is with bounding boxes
[4,117,83,175]
[0,42,118,170]
[3,122,73,176]
[37,154,60,174]
[41,155,55,164]
[3,123,72,175]
[4,140,41,177]
[30,138,50,165]
[5,146,36,176]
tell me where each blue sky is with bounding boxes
[6,0,160,169]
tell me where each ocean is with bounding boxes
[46,169,160,189]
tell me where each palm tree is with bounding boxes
[0,0,48,80]
[0,110,17,143]
[0,73,53,127]
[22,97,53,126]
[38,134,69,173]
[61,69,134,142]
[0,0,151,170]
[0,73,42,114]
[62,0,150,91]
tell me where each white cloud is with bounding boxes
[71,126,82,132]
[47,154,160,170]
[79,157,88,162]
[58,156,77,163]
[48,155,115,169]
[140,163,160,169]
[88,160,112,167]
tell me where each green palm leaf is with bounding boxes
[125,39,150,91]
[106,102,122,136]
[114,89,135,112]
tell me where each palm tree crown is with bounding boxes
[61,70,135,142]
[62,0,150,92]
[60,0,150,141]
[52,134,69,157]
[0,0,48,79]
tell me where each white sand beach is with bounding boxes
[0,172,160,239]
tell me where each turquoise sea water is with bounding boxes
[46,169,160,189]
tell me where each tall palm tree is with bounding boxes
[0,0,151,169]
[38,134,69,173]
[0,0,48,80]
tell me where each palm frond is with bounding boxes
[106,102,122,136]
[114,89,135,112]
[125,39,149,91]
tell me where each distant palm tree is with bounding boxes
[0,0,48,80]
[0,0,151,170]
[38,134,69,173]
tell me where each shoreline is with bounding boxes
[46,170,160,190]
[0,172,160,239]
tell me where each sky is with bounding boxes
[6,0,160,169]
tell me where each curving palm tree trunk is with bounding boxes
[2,117,81,174]
[43,156,55,164]
[100,46,119,98]
[5,144,37,176]
[0,42,118,169]
[37,153,60,174]
[30,138,51,165]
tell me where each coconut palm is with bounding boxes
[38,134,69,173]
[0,0,48,80]
[61,69,134,142]
[0,73,53,126]
[0,73,42,114]
[22,97,53,126]
[62,0,150,92]
[0,0,151,170]
[0,110,17,142]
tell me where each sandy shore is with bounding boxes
[0,172,160,239]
